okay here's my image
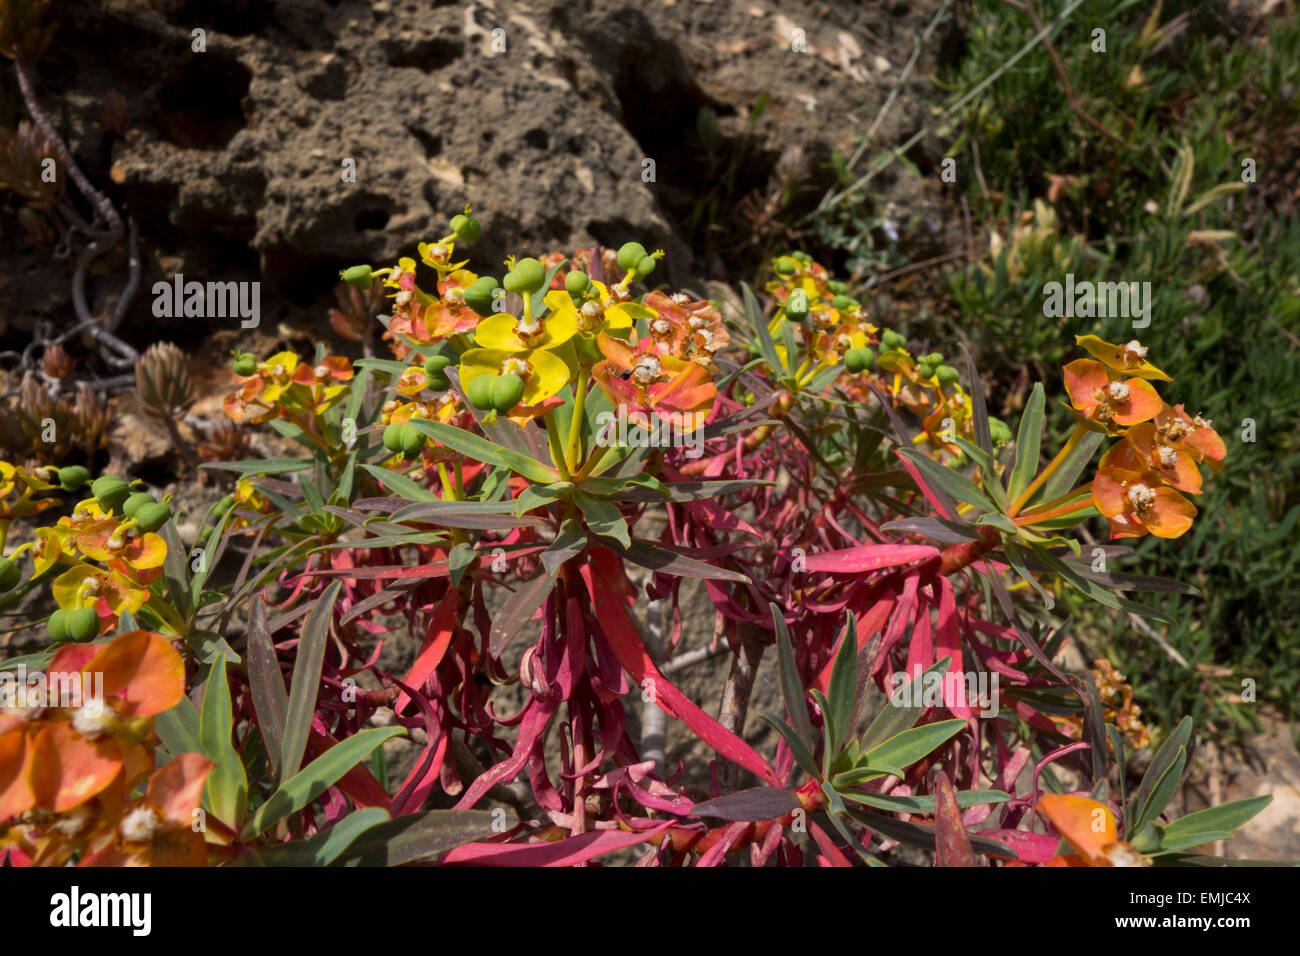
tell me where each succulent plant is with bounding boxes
[134,341,194,419]
[0,120,65,209]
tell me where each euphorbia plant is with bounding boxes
[0,212,1270,866]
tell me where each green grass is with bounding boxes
[809,0,1300,743]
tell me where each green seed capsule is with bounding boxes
[423,354,452,390]
[449,214,481,242]
[0,557,20,593]
[827,280,848,295]
[92,476,131,514]
[341,264,373,290]
[58,465,91,492]
[122,492,156,519]
[216,494,235,513]
[382,423,405,452]
[844,349,867,374]
[399,423,424,457]
[616,242,648,273]
[831,294,858,312]
[989,418,1012,444]
[936,365,960,386]
[234,353,258,376]
[503,258,546,295]
[490,373,525,412]
[857,347,876,370]
[785,289,809,320]
[464,277,500,317]
[635,255,656,276]
[774,260,796,276]
[466,374,497,410]
[881,329,907,350]
[792,251,813,265]
[925,352,944,365]
[135,502,172,533]
[565,271,591,296]
[47,608,70,642]
[917,362,936,379]
[66,607,100,642]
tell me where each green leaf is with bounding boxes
[242,727,404,840]
[406,419,558,484]
[259,808,391,866]
[542,519,587,577]
[1128,715,1193,833]
[279,581,342,784]
[1038,429,1105,504]
[860,657,953,751]
[1158,795,1272,849]
[201,458,314,476]
[836,788,1010,814]
[825,614,859,757]
[574,490,631,548]
[759,712,820,781]
[742,282,783,373]
[952,437,1007,512]
[332,810,500,866]
[898,448,999,514]
[155,694,202,757]
[200,654,247,828]
[245,599,287,779]
[1008,383,1045,503]
[770,603,814,752]
[863,719,966,772]
[359,463,437,502]
[448,542,476,588]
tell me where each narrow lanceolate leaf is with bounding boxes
[770,604,814,752]
[802,543,939,575]
[962,346,994,460]
[245,599,288,779]
[586,562,780,787]
[611,539,749,582]
[332,810,499,866]
[860,656,953,751]
[541,520,587,577]
[489,571,556,657]
[897,448,999,515]
[574,490,631,548]
[359,463,438,502]
[1155,796,1272,852]
[691,788,803,822]
[1008,383,1045,502]
[279,580,342,784]
[442,822,673,867]
[1128,716,1193,833]
[259,808,391,866]
[863,719,966,772]
[933,770,977,867]
[243,727,404,841]
[200,654,248,828]
[1038,428,1104,504]
[826,614,859,756]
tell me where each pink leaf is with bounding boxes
[804,544,938,574]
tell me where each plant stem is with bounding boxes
[1007,422,1087,517]
[572,442,613,483]
[566,367,589,471]
[544,413,572,481]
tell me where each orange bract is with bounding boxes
[1063,360,1163,429]
[1036,794,1149,867]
